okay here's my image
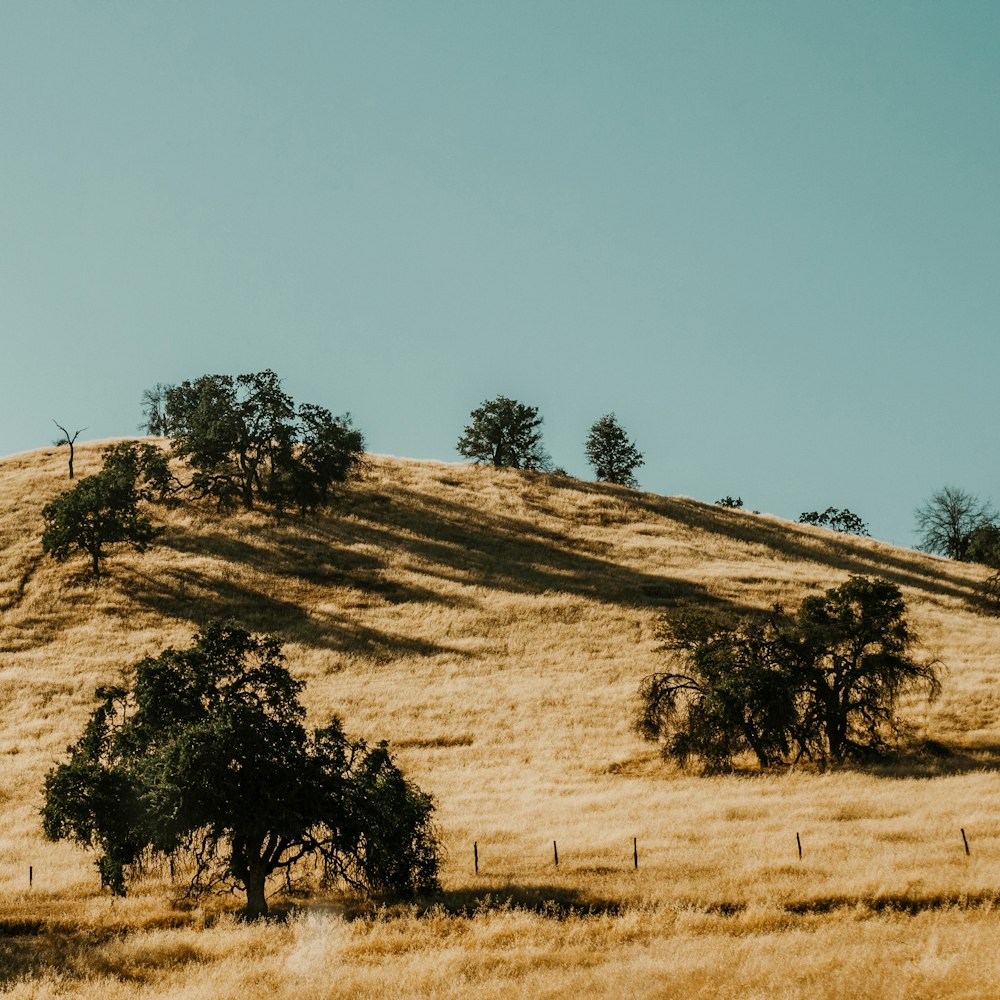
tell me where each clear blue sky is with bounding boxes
[3,1,999,546]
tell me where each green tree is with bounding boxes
[639,577,940,770]
[584,414,644,488]
[638,609,798,771]
[162,371,364,511]
[965,523,1000,569]
[41,443,168,578]
[456,396,549,470]
[914,486,995,561]
[42,621,439,919]
[285,405,366,514]
[798,507,869,536]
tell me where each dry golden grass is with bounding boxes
[2,440,1000,997]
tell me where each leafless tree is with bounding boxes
[52,421,86,479]
[914,486,995,561]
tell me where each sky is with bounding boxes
[2,1,999,547]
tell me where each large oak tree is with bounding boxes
[42,621,439,918]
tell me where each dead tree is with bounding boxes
[53,421,86,479]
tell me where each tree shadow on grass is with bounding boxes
[332,884,624,921]
[627,737,1000,781]
[120,564,466,662]
[862,738,1000,778]
[118,468,981,662]
[129,486,766,645]
[631,492,982,608]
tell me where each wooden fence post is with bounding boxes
[796,832,802,860]
[961,828,970,856]
[474,841,479,875]
[553,840,558,866]
[633,837,638,870]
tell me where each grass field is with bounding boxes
[2,440,999,997]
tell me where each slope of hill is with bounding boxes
[2,441,1000,998]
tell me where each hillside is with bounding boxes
[2,441,1000,998]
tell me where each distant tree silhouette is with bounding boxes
[585,414,644,488]
[798,507,869,536]
[914,487,995,561]
[457,396,549,470]
[139,384,172,437]
[716,496,744,509]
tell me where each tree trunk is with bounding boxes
[243,867,268,919]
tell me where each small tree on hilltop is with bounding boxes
[42,620,439,919]
[585,414,644,488]
[52,421,86,479]
[798,507,869,537]
[41,442,169,579]
[965,523,1000,569]
[456,395,549,470]
[915,487,995,561]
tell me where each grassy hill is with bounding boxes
[2,441,1000,998]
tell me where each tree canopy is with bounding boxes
[639,576,940,771]
[161,370,365,511]
[456,395,549,470]
[798,507,869,536]
[584,414,644,488]
[42,621,440,918]
[41,442,169,578]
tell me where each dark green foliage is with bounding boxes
[639,610,797,771]
[41,442,168,578]
[965,524,1000,615]
[275,404,366,514]
[962,522,1000,570]
[914,486,995,561]
[639,577,940,770]
[792,577,940,763]
[584,414,644,488]
[456,396,549,470]
[161,370,364,511]
[716,496,744,509]
[798,507,869,536]
[42,621,439,918]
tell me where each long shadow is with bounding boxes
[631,491,982,608]
[124,469,980,661]
[862,739,1000,779]
[121,564,466,661]
[315,486,759,615]
[133,485,765,646]
[331,884,624,920]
